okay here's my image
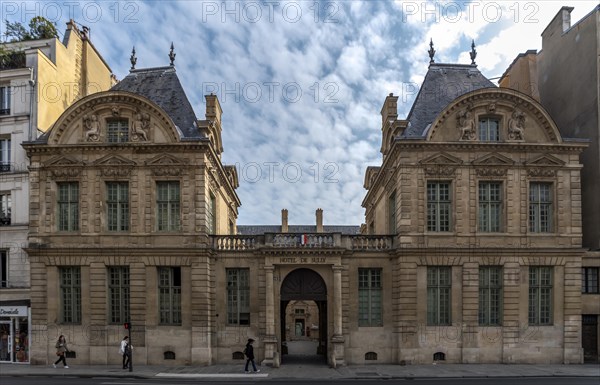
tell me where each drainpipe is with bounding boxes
[28,67,36,141]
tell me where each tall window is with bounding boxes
[206,193,216,234]
[108,266,130,323]
[479,118,499,141]
[107,182,129,231]
[157,182,180,231]
[479,266,502,325]
[0,250,7,288]
[427,266,451,325]
[388,191,396,234]
[427,182,451,232]
[0,193,10,226]
[478,182,502,232]
[58,182,79,231]
[582,267,599,294]
[528,266,553,325]
[0,138,10,171]
[358,268,382,326]
[60,267,81,323]
[227,268,250,325]
[107,119,129,142]
[0,86,10,115]
[158,267,181,325]
[529,182,553,233]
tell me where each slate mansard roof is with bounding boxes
[111,66,201,138]
[403,63,496,138]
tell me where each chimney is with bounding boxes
[381,93,398,128]
[316,208,323,233]
[281,209,288,233]
[205,94,222,126]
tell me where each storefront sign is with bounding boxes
[279,257,327,264]
[0,306,28,317]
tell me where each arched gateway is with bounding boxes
[280,268,328,363]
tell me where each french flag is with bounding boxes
[300,234,308,245]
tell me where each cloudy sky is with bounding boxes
[2,1,595,226]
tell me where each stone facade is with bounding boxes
[499,5,600,362]
[0,20,114,364]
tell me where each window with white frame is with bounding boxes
[108,266,130,323]
[157,182,180,231]
[158,267,182,325]
[0,193,10,226]
[0,86,10,115]
[58,182,79,231]
[478,182,502,232]
[479,266,502,325]
[0,138,10,171]
[427,266,451,325]
[60,267,81,323]
[227,268,250,325]
[427,182,451,232]
[107,182,129,231]
[528,266,553,325]
[529,182,553,233]
[358,268,382,326]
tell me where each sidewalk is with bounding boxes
[1,362,598,380]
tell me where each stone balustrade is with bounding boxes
[213,233,394,251]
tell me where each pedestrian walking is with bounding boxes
[243,338,260,373]
[53,335,69,368]
[119,336,131,369]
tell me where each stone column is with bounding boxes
[262,265,279,367]
[330,265,345,367]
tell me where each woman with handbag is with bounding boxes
[53,335,69,368]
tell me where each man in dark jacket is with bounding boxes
[244,338,260,373]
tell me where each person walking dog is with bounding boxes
[53,335,69,368]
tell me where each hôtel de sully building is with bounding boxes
[3,6,599,368]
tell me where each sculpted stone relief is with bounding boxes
[457,103,476,141]
[83,107,152,143]
[508,107,526,141]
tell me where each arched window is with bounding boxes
[365,352,378,360]
[479,117,500,141]
[164,351,176,360]
[433,351,446,361]
[232,351,245,360]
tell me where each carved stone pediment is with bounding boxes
[44,155,83,168]
[93,155,136,177]
[472,153,514,166]
[93,154,137,167]
[146,154,186,176]
[420,153,462,177]
[420,152,463,166]
[525,154,565,167]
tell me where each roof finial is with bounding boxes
[428,39,436,64]
[169,42,176,66]
[130,46,137,70]
[470,40,477,65]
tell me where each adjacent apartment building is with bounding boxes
[500,5,600,362]
[22,39,588,366]
[0,20,114,364]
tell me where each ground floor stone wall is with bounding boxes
[26,248,587,366]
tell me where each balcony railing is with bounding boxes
[213,233,394,251]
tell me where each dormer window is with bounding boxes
[479,117,499,141]
[107,119,129,143]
